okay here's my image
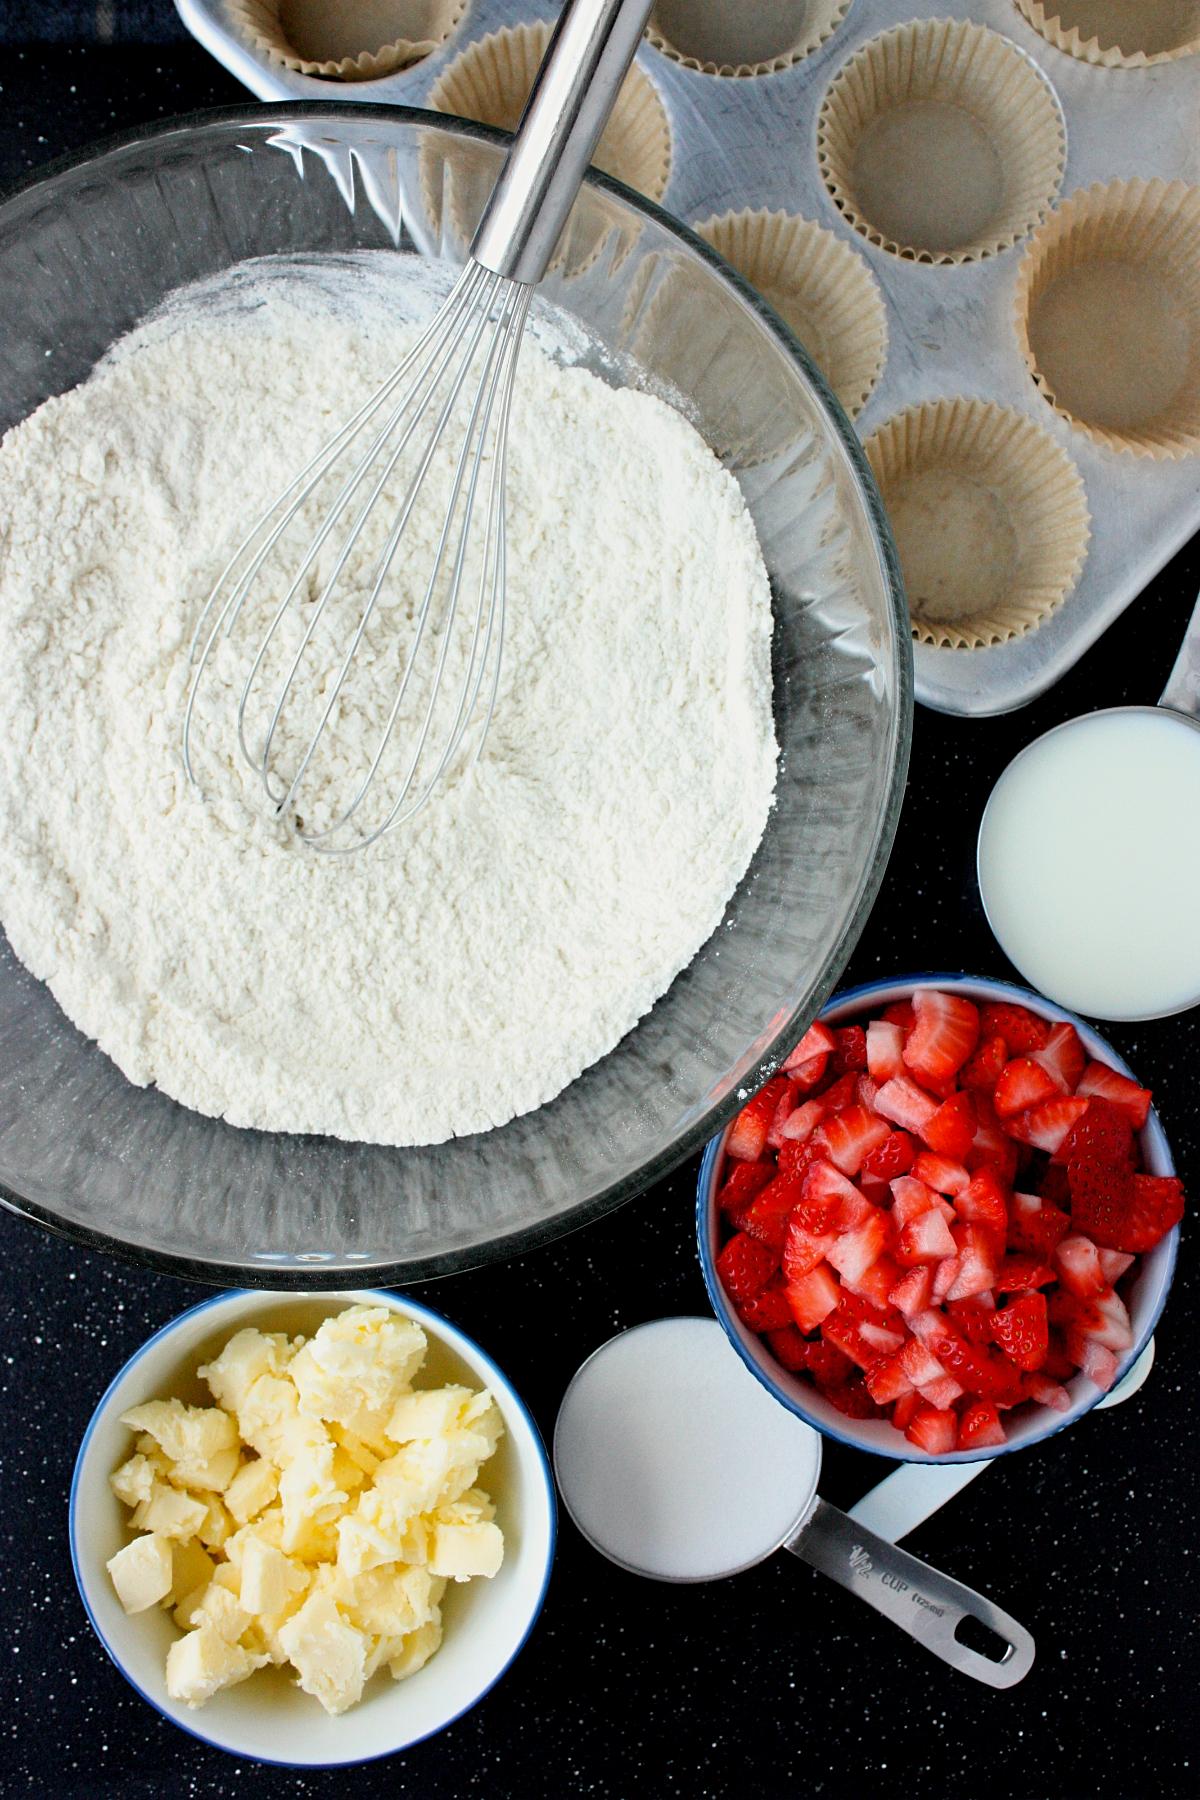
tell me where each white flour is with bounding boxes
[0,256,776,1147]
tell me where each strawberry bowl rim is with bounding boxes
[696,973,1179,1463]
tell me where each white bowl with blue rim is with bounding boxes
[697,975,1179,1463]
[70,1289,555,1766]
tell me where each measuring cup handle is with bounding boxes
[785,1498,1035,1689]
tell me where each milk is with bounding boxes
[977,706,1200,1020]
[553,1318,821,1582]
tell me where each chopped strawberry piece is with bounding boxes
[895,1209,958,1265]
[965,1092,1019,1185]
[764,1324,808,1372]
[994,1253,1055,1292]
[782,1022,837,1074]
[1052,1096,1134,1168]
[716,1232,780,1303]
[737,1171,806,1249]
[862,1130,917,1182]
[727,1076,791,1161]
[930,1255,961,1304]
[1066,1159,1135,1248]
[959,1034,1008,1091]
[785,1261,841,1332]
[765,1080,799,1150]
[903,989,980,1093]
[792,1192,841,1236]
[957,1401,1007,1449]
[1043,1331,1077,1378]
[912,1150,970,1195]
[946,1221,1001,1301]
[1031,1021,1086,1094]
[856,1075,880,1112]
[802,1156,865,1207]
[813,1070,860,1111]
[1068,1336,1119,1391]
[919,1374,966,1409]
[779,1098,827,1145]
[1046,1288,1087,1330]
[1053,1234,1107,1299]
[881,1000,916,1032]
[788,1053,829,1093]
[888,1264,936,1315]
[892,1388,921,1431]
[1004,1096,1090,1155]
[841,1254,903,1312]
[889,1175,938,1226]
[1026,1373,1072,1411]
[866,1352,916,1405]
[836,1289,902,1328]
[821,1310,874,1372]
[831,1026,868,1074]
[898,1338,947,1387]
[1071,1286,1133,1352]
[799,1339,856,1387]
[874,1074,941,1135]
[1097,1247,1136,1285]
[1114,1175,1185,1253]
[717,1159,776,1213]
[954,1166,1009,1241]
[979,1001,1049,1056]
[783,1216,839,1283]
[827,1210,894,1285]
[1076,1061,1152,1130]
[821,1379,883,1419]
[947,1294,997,1345]
[866,1019,907,1083]
[816,1105,892,1176]
[994,1056,1061,1120]
[921,1090,977,1161]
[735,1278,795,1332]
[905,1406,959,1454]
[910,1312,1024,1404]
[776,1136,828,1180]
[1008,1191,1073,1259]
[833,1192,879,1236]
[990,1292,1049,1371]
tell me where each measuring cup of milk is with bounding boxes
[977,589,1200,1020]
[554,1318,1034,1688]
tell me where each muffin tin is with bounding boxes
[177,0,1200,714]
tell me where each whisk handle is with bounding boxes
[469,0,658,286]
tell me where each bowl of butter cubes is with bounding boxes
[70,1289,556,1766]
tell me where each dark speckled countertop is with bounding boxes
[0,13,1198,1798]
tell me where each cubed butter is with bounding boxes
[224,1456,279,1525]
[429,1520,504,1582]
[107,1532,174,1613]
[276,1592,368,1716]
[289,1307,425,1426]
[165,1626,268,1708]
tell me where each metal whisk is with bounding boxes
[183,0,656,854]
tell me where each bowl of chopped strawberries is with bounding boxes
[698,977,1183,1460]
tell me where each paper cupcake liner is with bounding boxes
[818,17,1065,264]
[695,208,886,418]
[225,0,463,80]
[1015,179,1200,459]
[422,21,671,271]
[864,397,1091,648]
[646,0,850,77]
[1016,1,1200,67]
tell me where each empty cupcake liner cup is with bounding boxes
[226,0,465,79]
[1016,179,1200,460]
[694,208,887,421]
[864,397,1091,648]
[421,20,671,272]
[818,17,1065,263]
[1016,0,1200,67]
[645,0,850,77]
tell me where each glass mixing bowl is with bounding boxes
[0,105,910,1284]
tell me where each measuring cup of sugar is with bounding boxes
[977,588,1200,1020]
[553,1317,1034,1688]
